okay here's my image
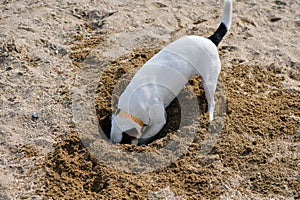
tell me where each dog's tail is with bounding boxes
[208,0,232,46]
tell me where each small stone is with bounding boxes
[32,112,39,121]
[275,0,287,6]
[270,17,282,22]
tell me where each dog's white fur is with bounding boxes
[110,0,232,144]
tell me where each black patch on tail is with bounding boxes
[208,22,228,46]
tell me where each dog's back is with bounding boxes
[123,36,220,107]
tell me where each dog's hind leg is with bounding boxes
[201,60,221,121]
[202,81,216,121]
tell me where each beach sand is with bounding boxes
[0,0,299,199]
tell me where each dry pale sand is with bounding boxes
[0,0,299,199]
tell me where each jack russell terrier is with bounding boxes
[110,0,232,145]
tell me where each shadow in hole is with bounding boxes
[98,114,111,140]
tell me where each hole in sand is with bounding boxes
[95,49,208,145]
[97,98,182,145]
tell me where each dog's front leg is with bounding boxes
[140,104,166,143]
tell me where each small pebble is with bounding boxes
[32,112,39,121]
[270,17,282,22]
[275,0,287,6]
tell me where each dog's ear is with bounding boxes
[149,104,166,124]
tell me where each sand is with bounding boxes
[0,0,299,199]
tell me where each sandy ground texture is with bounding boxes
[0,0,299,199]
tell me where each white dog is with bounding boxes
[110,0,232,144]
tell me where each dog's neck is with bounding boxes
[120,106,151,126]
[114,108,145,128]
